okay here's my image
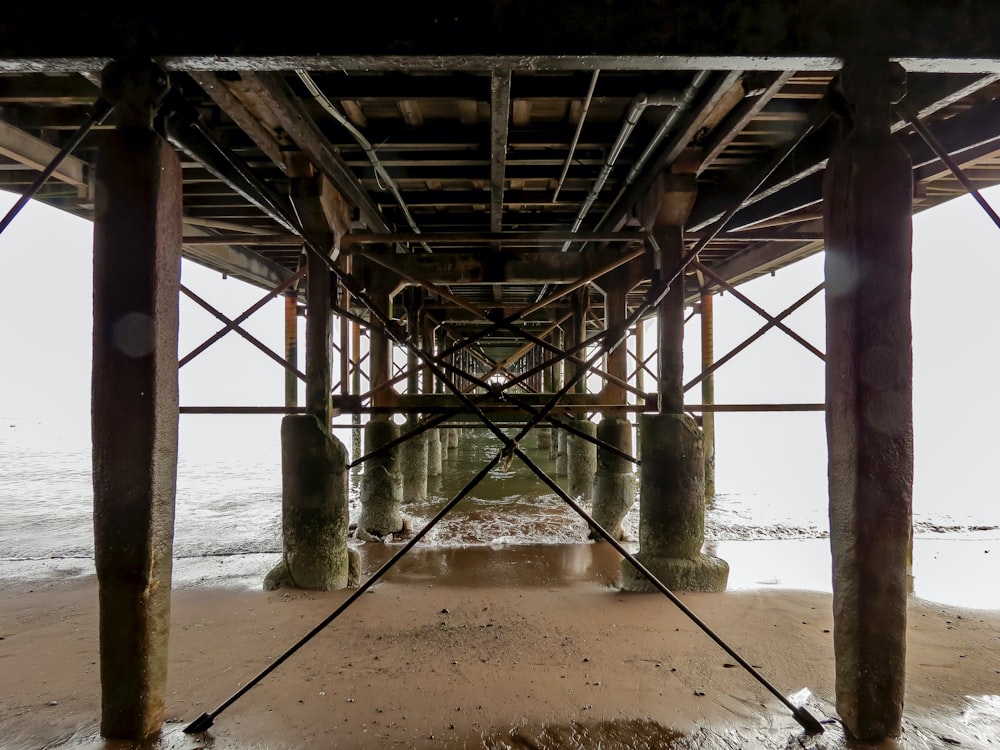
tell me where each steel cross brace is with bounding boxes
[182,273,652,736]
[684,282,825,393]
[694,261,824,361]
[345,318,639,470]
[180,285,306,381]
[384,277,826,738]
[180,267,306,367]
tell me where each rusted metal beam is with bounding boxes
[180,267,306,367]
[684,282,825,392]
[347,230,648,245]
[897,101,1000,231]
[180,284,306,381]
[694,260,825,360]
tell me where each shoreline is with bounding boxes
[2,534,998,610]
[1,544,998,749]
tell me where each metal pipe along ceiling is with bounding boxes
[559,88,686,253]
[295,70,433,254]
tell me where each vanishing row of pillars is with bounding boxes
[92,58,912,742]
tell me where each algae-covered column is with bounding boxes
[824,59,913,743]
[266,167,356,591]
[622,172,728,593]
[591,278,635,540]
[92,60,180,741]
[358,281,406,538]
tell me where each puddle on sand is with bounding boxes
[482,719,694,749]
[355,540,626,588]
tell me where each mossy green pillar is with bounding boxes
[358,417,405,538]
[555,428,568,476]
[427,428,442,477]
[591,416,635,540]
[400,419,428,504]
[91,60,179,742]
[567,420,596,502]
[265,415,358,590]
[621,414,728,592]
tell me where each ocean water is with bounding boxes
[1,189,1000,610]
[1,414,997,610]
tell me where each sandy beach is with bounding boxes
[1,543,998,750]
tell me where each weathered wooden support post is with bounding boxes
[358,282,406,538]
[622,171,728,593]
[423,314,442,477]
[550,327,564,461]
[700,291,716,500]
[535,324,554,451]
[400,289,428,504]
[591,277,636,539]
[350,320,362,462]
[284,293,298,408]
[824,59,913,742]
[567,289,596,501]
[265,167,357,591]
[92,59,179,741]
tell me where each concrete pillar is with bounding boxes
[555,428,568,476]
[427,428,443,476]
[622,177,727,593]
[591,416,635,540]
[567,420,597,502]
[535,426,552,451]
[91,60,179,741]
[400,420,428,504]
[358,417,405,538]
[400,292,428,504]
[824,59,913,742]
[268,160,354,590]
[621,414,728,592]
[700,292,716,500]
[265,416,359,590]
[593,281,635,539]
[358,283,404,538]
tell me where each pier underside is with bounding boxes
[3,2,1000,744]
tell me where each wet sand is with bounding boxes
[1,543,998,749]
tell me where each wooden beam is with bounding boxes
[490,69,511,233]
[0,118,87,187]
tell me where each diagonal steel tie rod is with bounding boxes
[184,450,505,734]
[414,310,825,736]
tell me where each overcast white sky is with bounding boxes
[1,186,998,517]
